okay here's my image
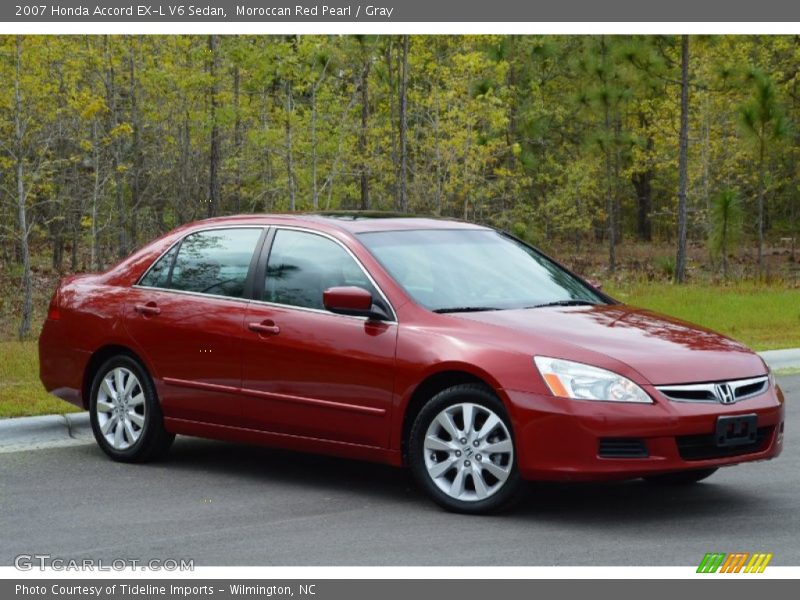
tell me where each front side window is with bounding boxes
[141,228,262,298]
[264,229,378,310]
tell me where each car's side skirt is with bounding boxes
[163,417,403,466]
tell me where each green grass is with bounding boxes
[0,341,80,418]
[608,282,800,351]
[1,282,798,418]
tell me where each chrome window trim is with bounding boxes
[656,375,769,404]
[133,223,399,325]
[130,285,252,306]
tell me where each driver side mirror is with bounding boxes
[323,286,390,321]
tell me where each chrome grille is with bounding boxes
[656,375,769,404]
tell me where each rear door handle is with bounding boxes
[134,302,161,316]
[248,321,280,336]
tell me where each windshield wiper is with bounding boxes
[433,306,502,314]
[526,300,599,309]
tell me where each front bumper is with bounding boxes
[504,383,784,481]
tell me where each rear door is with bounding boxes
[125,226,266,426]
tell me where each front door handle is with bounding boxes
[248,321,280,336]
[134,302,161,317]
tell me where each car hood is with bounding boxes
[452,304,767,385]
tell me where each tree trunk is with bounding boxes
[129,38,143,248]
[792,78,799,263]
[398,35,409,213]
[721,213,729,278]
[632,112,654,242]
[91,120,101,271]
[285,81,296,211]
[604,110,616,272]
[757,133,765,276]
[180,109,191,222]
[208,34,221,218]
[675,34,690,283]
[359,57,371,211]
[311,81,318,210]
[310,58,329,210]
[233,63,243,213]
[105,37,127,258]
[15,37,32,341]
[632,169,653,242]
[70,226,79,271]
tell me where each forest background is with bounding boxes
[1,35,798,414]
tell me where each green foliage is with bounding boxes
[739,69,789,143]
[709,188,744,262]
[0,34,797,289]
[0,342,81,417]
[654,255,676,278]
[608,281,800,351]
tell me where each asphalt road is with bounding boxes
[1,375,798,567]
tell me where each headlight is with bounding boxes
[534,356,652,404]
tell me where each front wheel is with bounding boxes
[644,468,718,485]
[89,355,174,462]
[409,384,521,514]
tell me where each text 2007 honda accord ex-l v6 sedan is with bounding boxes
[39,214,784,513]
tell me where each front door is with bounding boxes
[240,228,397,447]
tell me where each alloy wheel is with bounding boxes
[95,367,146,450]
[423,402,514,502]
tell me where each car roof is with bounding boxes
[185,212,491,234]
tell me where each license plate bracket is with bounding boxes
[715,414,757,447]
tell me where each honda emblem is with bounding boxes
[715,383,735,404]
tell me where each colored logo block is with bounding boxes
[697,552,773,573]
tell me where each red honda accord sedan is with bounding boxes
[39,214,784,513]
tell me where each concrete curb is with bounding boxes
[1,349,798,453]
[0,412,92,454]
[760,349,800,372]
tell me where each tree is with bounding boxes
[207,34,221,218]
[3,32,800,333]
[397,35,409,213]
[12,37,34,339]
[675,35,691,283]
[356,36,373,210]
[575,36,636,272]
[739,68,788,276]
[709,188,744,278]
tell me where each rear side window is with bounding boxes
[139,245,178,289]
[141,228,262,298]
[264,229,378,310]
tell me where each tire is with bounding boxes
[644,468,718,485]
[409,383,522,514]
[89,354,174,463]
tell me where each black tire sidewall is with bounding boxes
[89,355,162,462]
[409,384,521,514]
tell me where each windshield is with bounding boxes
[358,229,606,313]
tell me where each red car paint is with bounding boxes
[38,215,784,479]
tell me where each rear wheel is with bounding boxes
[644,468,718,485]
[89,355,174,462]
[409,384,521,514]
